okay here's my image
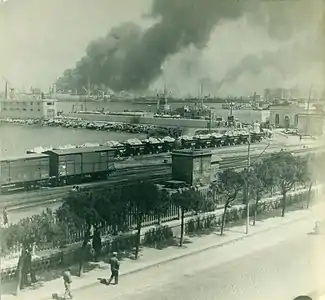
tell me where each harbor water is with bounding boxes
[0,123,145,158]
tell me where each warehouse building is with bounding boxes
[0,91,58,119]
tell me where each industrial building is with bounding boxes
[0,89,58,119]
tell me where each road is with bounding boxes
[55,216,325,300]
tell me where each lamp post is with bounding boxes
[245,132,251,234]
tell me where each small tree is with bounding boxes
[56,189,104,276]
[296,154,315,208]
[3,210,60,295]
[218,169,244,235]
[155,187,172,225]
[249,162,270,225]
[171,188,204,247]
[263,151,303,217]
[127,181,160,259]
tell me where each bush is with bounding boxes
[143,226,174,248]
[110,233,137,253]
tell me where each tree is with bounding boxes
[171,188,205,247]
[296,154,315,209]
[1,210,60,295]
[249,162,270,225]
[217,169,244,235]
[126,181,161,260]
[56,189,105,276]
[155,187,172,225]
[262,151,303,217]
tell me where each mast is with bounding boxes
[4,81,7,99]
[85,76,90,112]
[163,83,168,111]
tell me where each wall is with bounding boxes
[269,105,306,128]
[216,109,269,124]
[171,152,212,186]
[192,155,212,186]
[297,114,325,136]
[0,99,58,120]
[43,99,58,119]
[172,154,194,183]
[64,111,268,128]
[0,99,44,119]
[64,113,211,128]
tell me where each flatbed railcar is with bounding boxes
[0,153,50,193]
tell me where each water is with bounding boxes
[0,123,145,158]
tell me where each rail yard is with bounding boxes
[1,137,321,224]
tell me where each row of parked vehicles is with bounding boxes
[0,131,265,194]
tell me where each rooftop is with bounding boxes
[0,153,49,162]
[45,145,115,155]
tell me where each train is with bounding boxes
[0,131,265,193]
[103,131,265,157]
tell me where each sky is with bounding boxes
[0,0,324,97]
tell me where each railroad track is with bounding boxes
[1,165,172,211]
[6,171,172,212]
[3,145,322,213]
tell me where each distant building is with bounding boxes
[0,96,58,119]
[268,104,307,128]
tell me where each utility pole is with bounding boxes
[245,131,251,234]
[200,82,204,108]
[305,84,312,136]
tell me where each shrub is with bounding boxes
[143,226,174,248]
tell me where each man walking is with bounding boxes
[63,268,73,299]
[107,252,120,285]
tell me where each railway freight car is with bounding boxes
[44,146,116,186]
[0,153,50,193]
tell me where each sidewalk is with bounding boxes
[3,201,324,300]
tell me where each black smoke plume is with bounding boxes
[57,0,248,92]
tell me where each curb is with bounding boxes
[69,209,316,295]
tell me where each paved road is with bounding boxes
[56,216,325,300]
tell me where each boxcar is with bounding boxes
[44,146,115,185]
[0,153,50,192]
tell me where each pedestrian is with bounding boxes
[63,268,73,299]
[3,207,8,226]
[107,252,120,285]
[92,229,102,262]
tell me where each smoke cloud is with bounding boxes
[58,0,252,92]
[56,0,324,95]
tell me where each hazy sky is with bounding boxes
[0,0,324,96]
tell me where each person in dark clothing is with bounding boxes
[92,229,102,262]
[107,252,120,285]
[21,247,36,287]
